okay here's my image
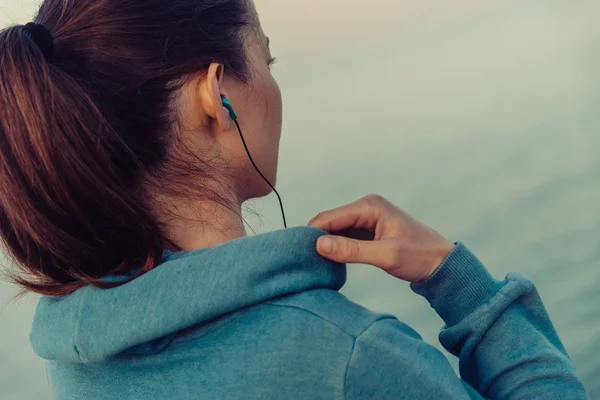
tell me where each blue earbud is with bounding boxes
[221,96,238,121]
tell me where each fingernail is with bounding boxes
[318,237,336,254]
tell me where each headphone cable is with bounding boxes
[234,119,288,229]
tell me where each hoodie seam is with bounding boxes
[73,291,87,362]
[171,311,248,344]
[265,302,358,338]
[265,301,400,400]
[342,337,357,400]
[265,302,373,400]
[342,316,399,399]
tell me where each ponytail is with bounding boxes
[0,25,161,296]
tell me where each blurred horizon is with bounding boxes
[2,0,600,398]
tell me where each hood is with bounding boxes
[29,227,346,364]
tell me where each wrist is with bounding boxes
[415,242,456,283]
[410,242,504,326]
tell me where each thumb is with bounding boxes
[316,235,399,268]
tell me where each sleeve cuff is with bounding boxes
[410,242,505,327]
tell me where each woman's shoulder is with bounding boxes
[264,288,420,341]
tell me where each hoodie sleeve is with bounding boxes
[344,242,589,400]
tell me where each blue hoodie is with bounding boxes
[29,227,588,399]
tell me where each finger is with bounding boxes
[308,197,380,232]
[316,235,400,269]
[334,227,376,242]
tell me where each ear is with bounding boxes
[199,63,233,131]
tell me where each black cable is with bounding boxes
[234,119,287,229]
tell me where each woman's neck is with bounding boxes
[158,200,248,252]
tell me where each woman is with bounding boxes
[0,0,588,399]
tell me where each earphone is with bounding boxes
[221,96,288,229]
[221,97,237,121]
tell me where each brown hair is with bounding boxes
[0,0,253,297]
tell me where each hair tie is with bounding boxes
[24,23,54,59]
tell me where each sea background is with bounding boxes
[1,0,599,398]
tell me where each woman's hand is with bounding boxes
[307,194,455,283]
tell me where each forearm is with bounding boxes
[411,243,588,399]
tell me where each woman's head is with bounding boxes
[0,0,282,296]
